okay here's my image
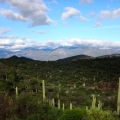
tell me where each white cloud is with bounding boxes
[80,0,93,4]
[67,38,120,48]
[94,22,102,28]
[0,0,54,26]
[1,37,120,51]
[0,9,29,21]
[61,7,80,20]
[77,16,88,22]
[99,8,120,20]
[0,27,11,34]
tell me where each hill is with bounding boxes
[57,54,94,61]
[0,57,120,119]
[6,55,33,61]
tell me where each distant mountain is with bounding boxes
[0,46,120,61]
[58,54,93,61]
[0,49,13,58]
[6,55,33,61]
[97,54,120,58]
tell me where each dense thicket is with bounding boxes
[0,57,120,119]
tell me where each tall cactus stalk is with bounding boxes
[98,100,102,110]
[86,106,88,111]
[70,103,72,110]
[117,78,120,115]
[62,103,65,110]
[58,99,60,109]
[42,80,46,101]
[52,98,55,107]
[91,94,96,109]
[15,87,18,99]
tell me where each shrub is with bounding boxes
[59,108,87,120]
[86,108,115,120]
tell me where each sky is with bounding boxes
[0,0,120,51]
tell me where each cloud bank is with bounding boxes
[1,37,120,51]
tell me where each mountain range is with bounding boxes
[0,46,120,61]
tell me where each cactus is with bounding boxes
[117,78,120,115]
[62,103,65,110]
[42,80,46,101]
[52,98,55,107]
[86,106,88,111]
[98,100,102,110]
[58,99,60,109]
[15,87,18,99]
[70,103,72,110]
[91,94,96,109]
[73,84,76,88]
[36,89,38,92]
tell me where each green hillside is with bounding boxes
[0,56,120,119]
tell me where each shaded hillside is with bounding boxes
[57,54,94,61]
[0,56,120,115]
[6,55,33,61]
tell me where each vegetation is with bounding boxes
[0,56,120,119]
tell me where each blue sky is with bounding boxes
[0,0,120,51]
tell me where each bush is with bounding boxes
[86,108,114,120]
[59,108,87,120]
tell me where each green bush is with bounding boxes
[59,108,87,120]
[86,108,115,120]
[49,108,63,120]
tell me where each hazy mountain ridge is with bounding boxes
[0,46,120,61]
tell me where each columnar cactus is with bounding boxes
[91,94,96,109]
[58,99,60,109]
[98,100,102,110]
[15,87,18,99]
[73,84,76,88]
[117,78,120,115]
[42,80,46,101]
[70,103,72,110]
[86,106,88,111]
[62,103,65,110]
[52,98,55,107]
